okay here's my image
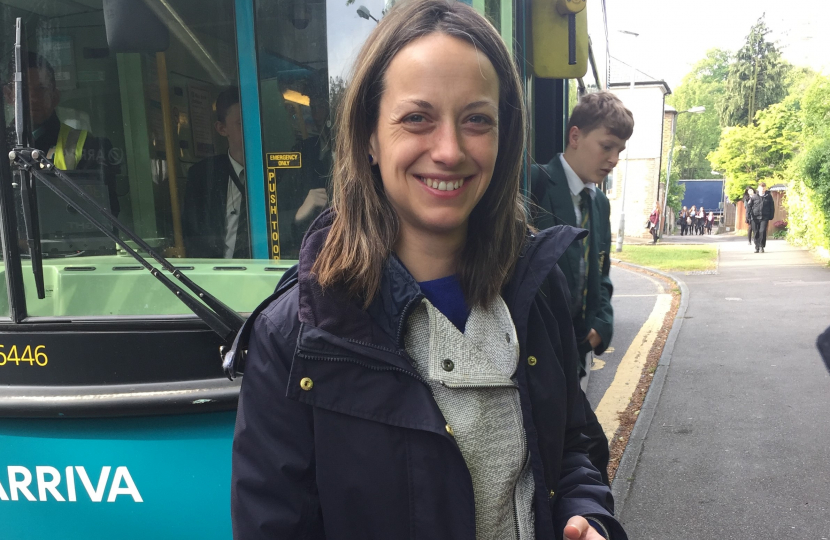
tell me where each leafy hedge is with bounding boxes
[786,76,830,251]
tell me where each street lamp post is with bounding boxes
[356,5,379,22]
[659,105,705,239]
[615,30,638,253]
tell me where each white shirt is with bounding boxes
[559,154,595,224]
[224,152,246,259]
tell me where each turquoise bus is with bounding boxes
[0,0,607,537]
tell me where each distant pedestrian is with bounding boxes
[696,206,706,235]
[678,206,689,236]
[748,182,775,253]
[743,187,755,245]
[648,204,660,243]
[706,211,714,234]
[689,205,697,235]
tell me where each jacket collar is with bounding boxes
[297,209,586,352]
[542,157,578,226]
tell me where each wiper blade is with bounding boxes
[13,18,46,299]
[17,152,45,298]
[11,148,244,344]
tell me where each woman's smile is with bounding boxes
[415,174,471,196]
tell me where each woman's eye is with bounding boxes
[468,115,492,125]
[404,114,426,123]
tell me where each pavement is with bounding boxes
[616,234,830,539]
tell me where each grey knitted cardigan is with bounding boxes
[405,297,535,540]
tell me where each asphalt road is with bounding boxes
[586,265,663,409]
[619,236,830,539]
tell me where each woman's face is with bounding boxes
[369,33,500,242]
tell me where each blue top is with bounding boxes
[418,275,470,333]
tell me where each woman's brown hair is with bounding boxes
[312,0,527,308]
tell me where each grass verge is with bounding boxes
[613,244,717,272]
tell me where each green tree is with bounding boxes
[708,125,772,201]
[719,15,790,127]
[668,49,730,179]
[708,95,799,202]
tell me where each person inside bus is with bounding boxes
[231,1,627,539]
[182,86,329,259]
[279,82,331,259]
[3,52,120,217]
[182,86,251,258]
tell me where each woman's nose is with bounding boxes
[430,122,465,168]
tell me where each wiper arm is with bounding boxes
[10,149,244,344]
[13,18,46,299]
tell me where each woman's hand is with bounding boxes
[563,516,606,540]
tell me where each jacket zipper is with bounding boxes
[395,294,425,347]
[297,352,429,386]
[513,493,521,540]
[513,389,529,540]
[439,381,518,390]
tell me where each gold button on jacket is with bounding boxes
[300,377,314,391]
[528,356,538,366]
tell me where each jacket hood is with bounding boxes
[297,208,586,349]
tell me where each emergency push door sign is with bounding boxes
[265,153,302,260]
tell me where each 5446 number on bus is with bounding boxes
[0,345,48,366]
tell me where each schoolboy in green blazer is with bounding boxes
[531,91,634,486]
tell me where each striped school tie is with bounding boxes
[579,188,591,318]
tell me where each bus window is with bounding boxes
[0,0,285,318]
[253,0,385,260]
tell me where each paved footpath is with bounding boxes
[619,236,830,539]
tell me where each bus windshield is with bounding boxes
[0,0,385,319]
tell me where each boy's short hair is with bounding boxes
[567,91,634,140]
[215,86,240,123]
[758,182,767,188]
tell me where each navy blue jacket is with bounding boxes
[231,210,627,539]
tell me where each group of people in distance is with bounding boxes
[743,182,776,253]
[678,205,715,236]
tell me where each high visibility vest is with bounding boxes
[46,123,89,170]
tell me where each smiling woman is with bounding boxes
[231,1,627,539]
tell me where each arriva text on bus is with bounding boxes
[0,466,142,502]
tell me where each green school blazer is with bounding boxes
[530,156,614,359]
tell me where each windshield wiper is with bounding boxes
[12,19,46,299]
[11,148,244,343]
